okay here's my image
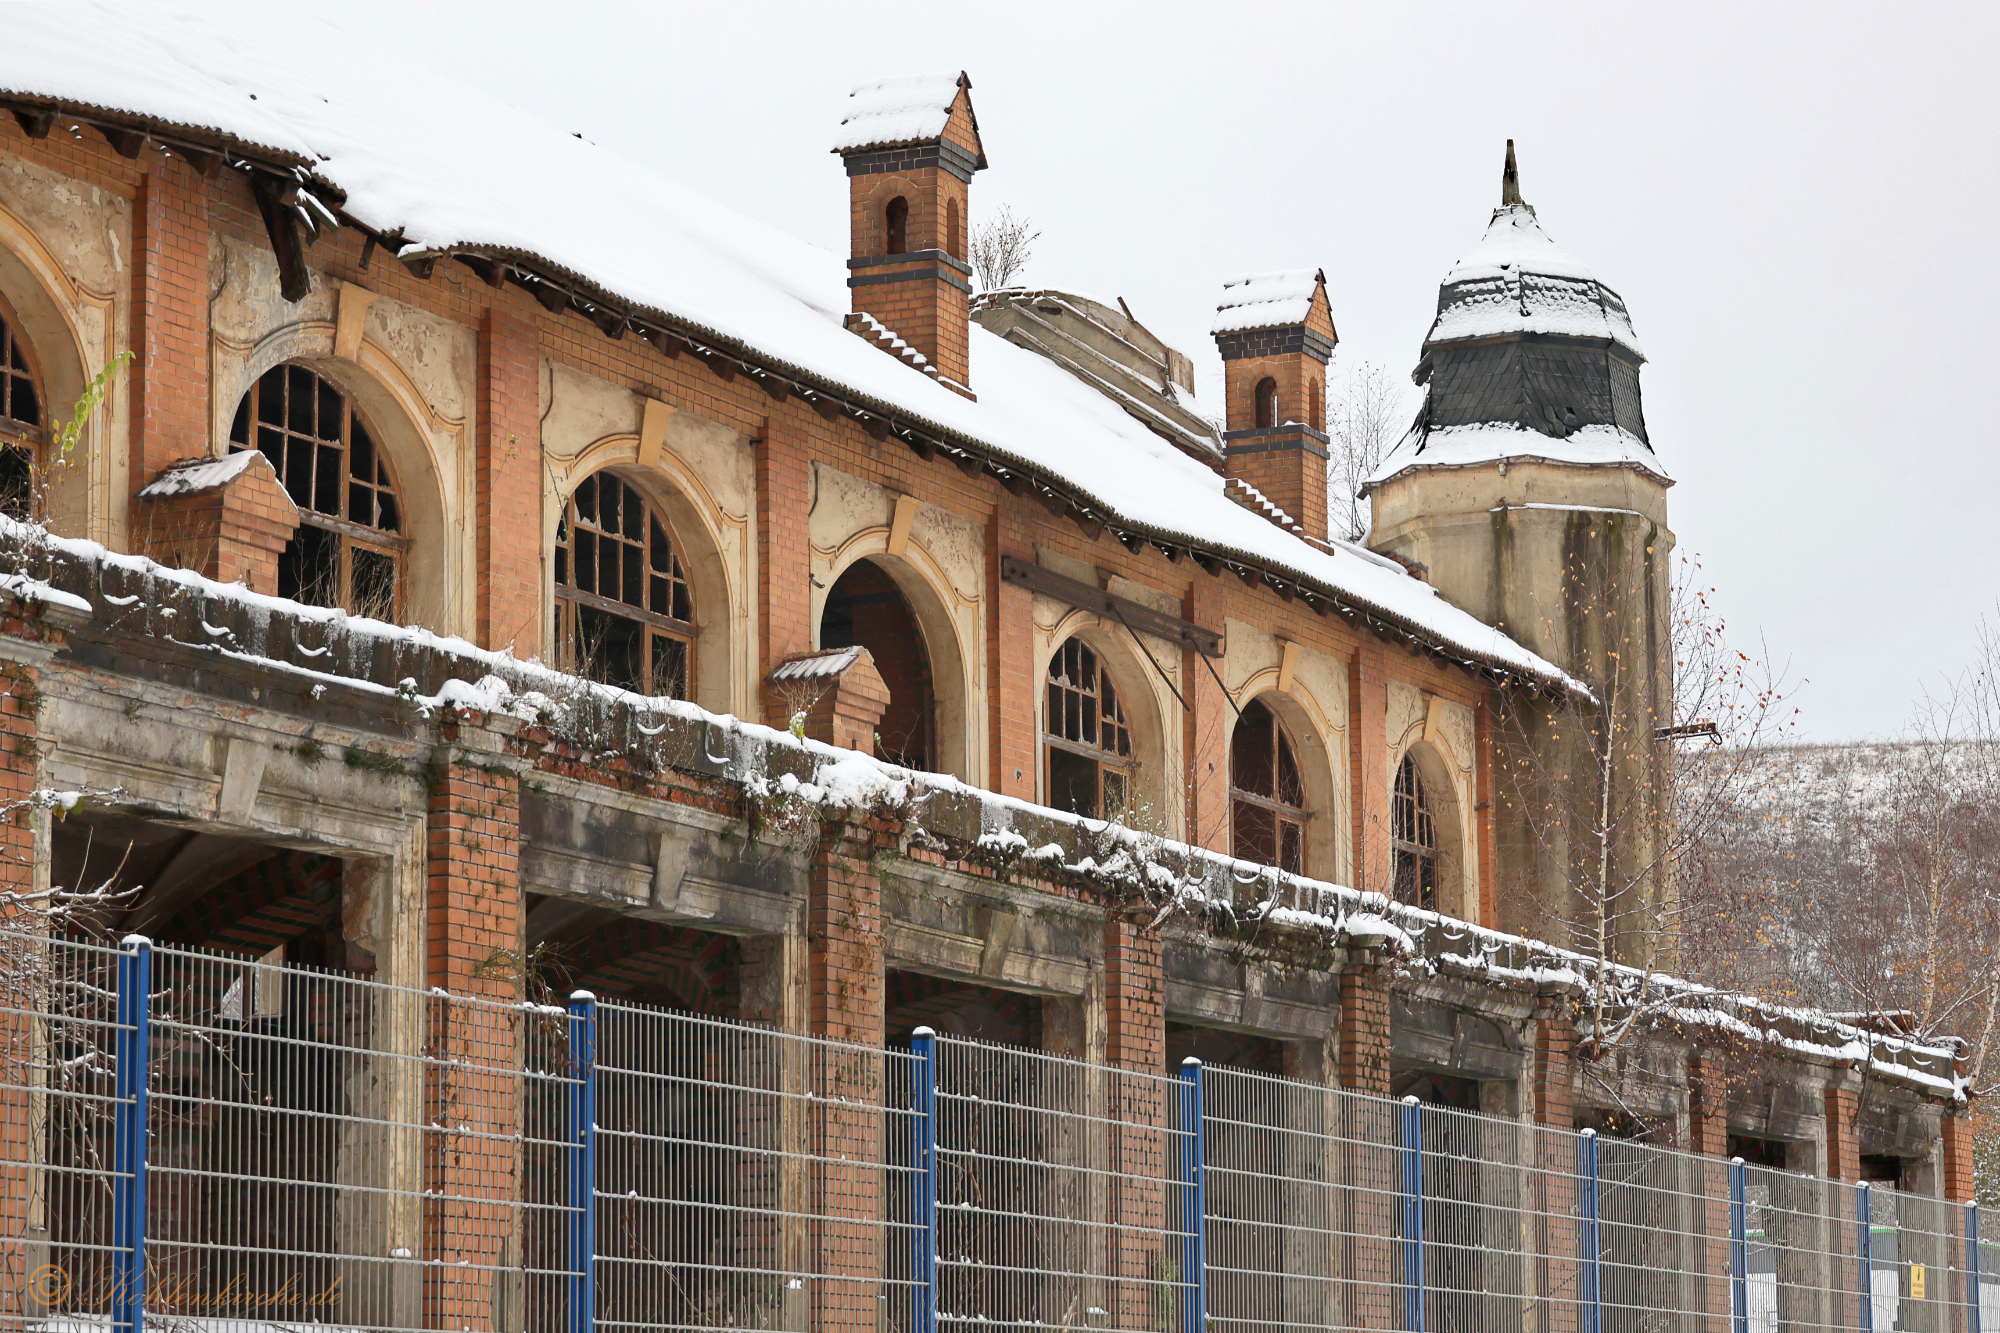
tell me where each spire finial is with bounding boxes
[1501,139,1524,208]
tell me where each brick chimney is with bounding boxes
[1212,270,1338,540]
[834,72,987,396]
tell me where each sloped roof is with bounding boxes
[832,72,975,155]
[1426,204,1644,358]
[1211,269,1325,335]
[0,4,1574,691]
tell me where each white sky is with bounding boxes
[341,0,1999,741]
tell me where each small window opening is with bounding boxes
[555,469,695,699]
[1392,753,1438,910]
[0,305,44,522]
[885,196,909,256]
[1044,637,1133,820]
[228,364,403,618]
[1308,378,1324,432]
[1253,377,1279,429]
[1230,698,1308,875]
[946,198,962,259]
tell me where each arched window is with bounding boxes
[1231,698,1307,874]
[229,364,403,618]
[555,469,695,699]
[1044,637,1132,819]
[885,196,910,256]
[0,303,44,521]
[1392,753,1439,910]
[1253,377,1278,429]
[945,198,962,259]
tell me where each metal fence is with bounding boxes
[0,928,1990,1333]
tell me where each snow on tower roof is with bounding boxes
[0,5,1576,691]
[1426,204,1644,357]
[832,72,971,154]
[1210,269,1324,335]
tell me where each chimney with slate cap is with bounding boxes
[1212,269,1338,540]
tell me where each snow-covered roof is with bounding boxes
[134,449,279,499]
[1211,269,1324,335]
[771,646,862,681]
[0,5,1573,690]
[1370,421,1672,489]
[832,73,968,155]
[1426,204,1643,357]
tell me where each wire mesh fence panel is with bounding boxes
[1891,1185,1972,1333]
[1595,1134,1729,1333]
[594,1002,922,1333]
[1978,1206,1997,1333]
[1323,1088,1404,1332]
[1202,1065,1339,1333]
[1530,1122,1588,1333]
[931,1035,1192,1333]
[1739,1164,1853,1333]
[1422,1100,1529,1333]
[0,931,127,1333]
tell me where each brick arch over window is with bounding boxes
[1038,626,1171,824]
[1254,377,1279,429]
[229,362,406,619]
[554,467,698,699]
[885,196,910,255]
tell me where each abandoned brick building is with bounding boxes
[0,11,1982,1333]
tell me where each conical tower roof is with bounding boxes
[1371,144,1666,488]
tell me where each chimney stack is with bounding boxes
[834,72,986,396]
[1212,270,1338,540]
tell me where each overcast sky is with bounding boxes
[344,0,1999,741]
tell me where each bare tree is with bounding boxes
[1495,550,1801,1059]
[1324,361,1404,542]
[968,206,1040,293]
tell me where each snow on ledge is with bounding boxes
[1370,422,1672,489]
[833,73,965,154]
[135,449,271,499]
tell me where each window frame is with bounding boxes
[0,295,46,522]
[228,362,407,620]
[1391,752,1440,910]
[1229,698,1311,876]
[1042,636,1135,820]
[553,468,699,700]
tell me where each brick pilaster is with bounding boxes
[1687,1050,1734,1333]
[758,415,813,722]
[1940,1110,1976,1203]
[1474,701,1499,928]
[1533,999,1576,1128]
[1348,645,1390,899]
[134,452,300,594]
[423,718,525,1332]
[1687,1050,1729,1157]
[1183,579,1231,856]
[1823,1082,1860,1182]
[984,504,1035,802]
[1102,915,1166,1329]
[1338,951,1392,1094]
[131,162,211,492]
[476,309,543,653]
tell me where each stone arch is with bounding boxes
[218,325,459,633]
[0,204,118,538]
[814,535,978,783]
[1229,682,1344,884]
[1391,736,1474,922]
[549,436,741,717]
[1035,611,1176,830]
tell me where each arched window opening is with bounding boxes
[1392,753,1439,910]
[1308,378,1324,432]
[1253,377,1278,429]
[229,364,403,618]
[1044,637,1132,819]
[1230,698,1308,875]
[0,304,44,522]
[945,198,962,259]
[885,196,910,256]
[821,558,935,770]
[555,469,695,699]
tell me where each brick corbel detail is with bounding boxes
[766,648,891,755]
[134,453,300,595]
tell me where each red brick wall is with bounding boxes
[1823,1084,1860,1181]
[476,309,543,653]
[983,505,1036,801]
[423,748,524,1331]
[1183,578,1231,855]
[1338,955,1391,1094]
[1940,1111,1976,1203]
[130,162,211,490]
[1225,437,1327,541]
[848,166,972,386]
[135,459,299,595]
[758,415,813,722]
[1348,644,1391,899]
[1533,1003,1576,1127]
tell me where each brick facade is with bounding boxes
[475,308,543,652]
[134,453,299,595]
[130,162,211,490]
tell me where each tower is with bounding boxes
[834,72,987,394]
[1211,269,1338,539]
[1367,145,1675,961]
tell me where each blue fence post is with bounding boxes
[1729,1157,1748,1333]
[1578,1129,1601,1333]
[567,991,597,1333]
[910,1027,939,1333]
[1857,1182,1874,1333]
[1967,1204,1982,1333]
[1401,1095,1425,1333]
[1179,1058,1206,1333]
[112,935,151,1333]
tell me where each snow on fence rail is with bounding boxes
[0,929,1987,1333]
